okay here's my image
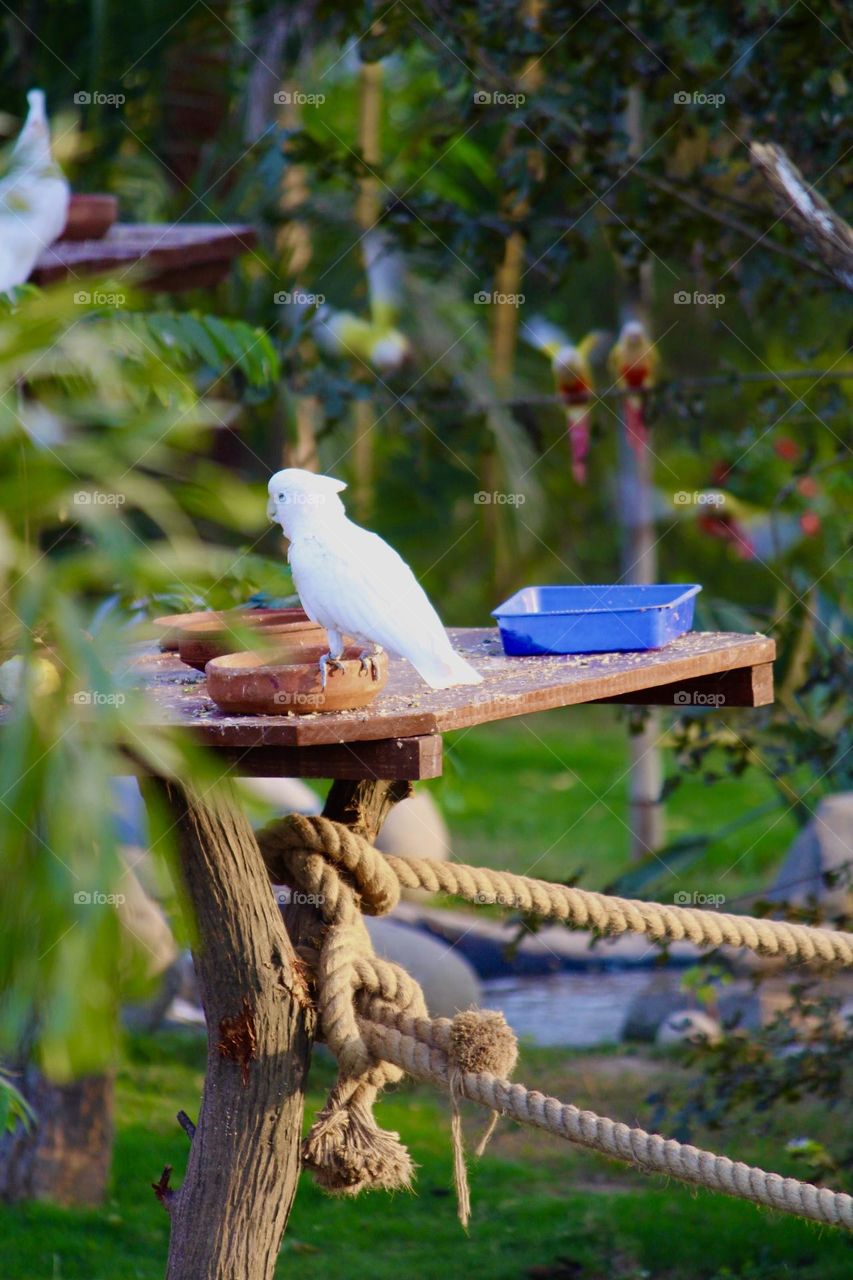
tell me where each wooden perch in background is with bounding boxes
[750,142,853,291]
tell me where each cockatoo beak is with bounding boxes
[266,496,277,522]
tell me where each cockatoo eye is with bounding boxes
[278,493,284,500]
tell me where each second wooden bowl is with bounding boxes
[176,609,323,671]
[205,645,388,715]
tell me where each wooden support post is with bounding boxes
[142,774,408,1280]
[619,86,664,861]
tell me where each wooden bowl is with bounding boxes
[60,194,119,241]
[176,609,322,672]
[205,645,388,715]
[153,610,218,651]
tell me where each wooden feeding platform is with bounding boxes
[127,627,775,780]
[31,223,257,291]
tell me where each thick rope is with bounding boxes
[383,855,853,965]
[357,1001,853,1230]
[259,813,853,1229]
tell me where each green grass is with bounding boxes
[3,1034,849,1280]
[427,706,795,901]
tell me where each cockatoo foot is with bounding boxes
[358,645,384,681]
[319,652,346,690]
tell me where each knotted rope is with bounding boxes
[259,814,853,1230]
[261,813,515,1219]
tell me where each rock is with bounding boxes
[624,988,692,1042]
[769,792,853,918]
[240,776,322,816]
[656,1009,722,1046]
[375,790,450,861]
[365,917,480,1017]
[117,856,178,980]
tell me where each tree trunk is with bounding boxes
[143,775,408,1280]
[0,1068,113,1206]
[620,86,664,861]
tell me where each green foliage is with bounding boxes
[0,284,284,1076]
[0,1070,33,1134]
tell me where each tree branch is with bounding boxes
[750,142,853,291]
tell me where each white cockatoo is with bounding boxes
[0,89,70,292]
[312,229,411,374]
[267,468,483,690]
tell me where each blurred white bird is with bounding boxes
[0,89,69,292]
[312,229,411,374]
[267,468,483,690]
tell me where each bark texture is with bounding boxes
[144,775,408,1280]
[145,778,315,1280]
[0,1069,113,1206]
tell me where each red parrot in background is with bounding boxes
[609,320,659,459]
[524,318,602,483]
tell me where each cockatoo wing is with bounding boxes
[313,308,376,361]
[522,315,569,361]
[289,522,482,688]
[363,228,403,328]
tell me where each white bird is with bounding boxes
[0,89,70,293]
[267,468,483,690]
[311,229,411,374]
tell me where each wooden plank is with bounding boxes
[31,223,257,289]
[117,735,442,781]
[127,628,775,748]
[598,662,774,708]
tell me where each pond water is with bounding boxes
[482,969,665,1048]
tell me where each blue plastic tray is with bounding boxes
[492,584,702,655]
